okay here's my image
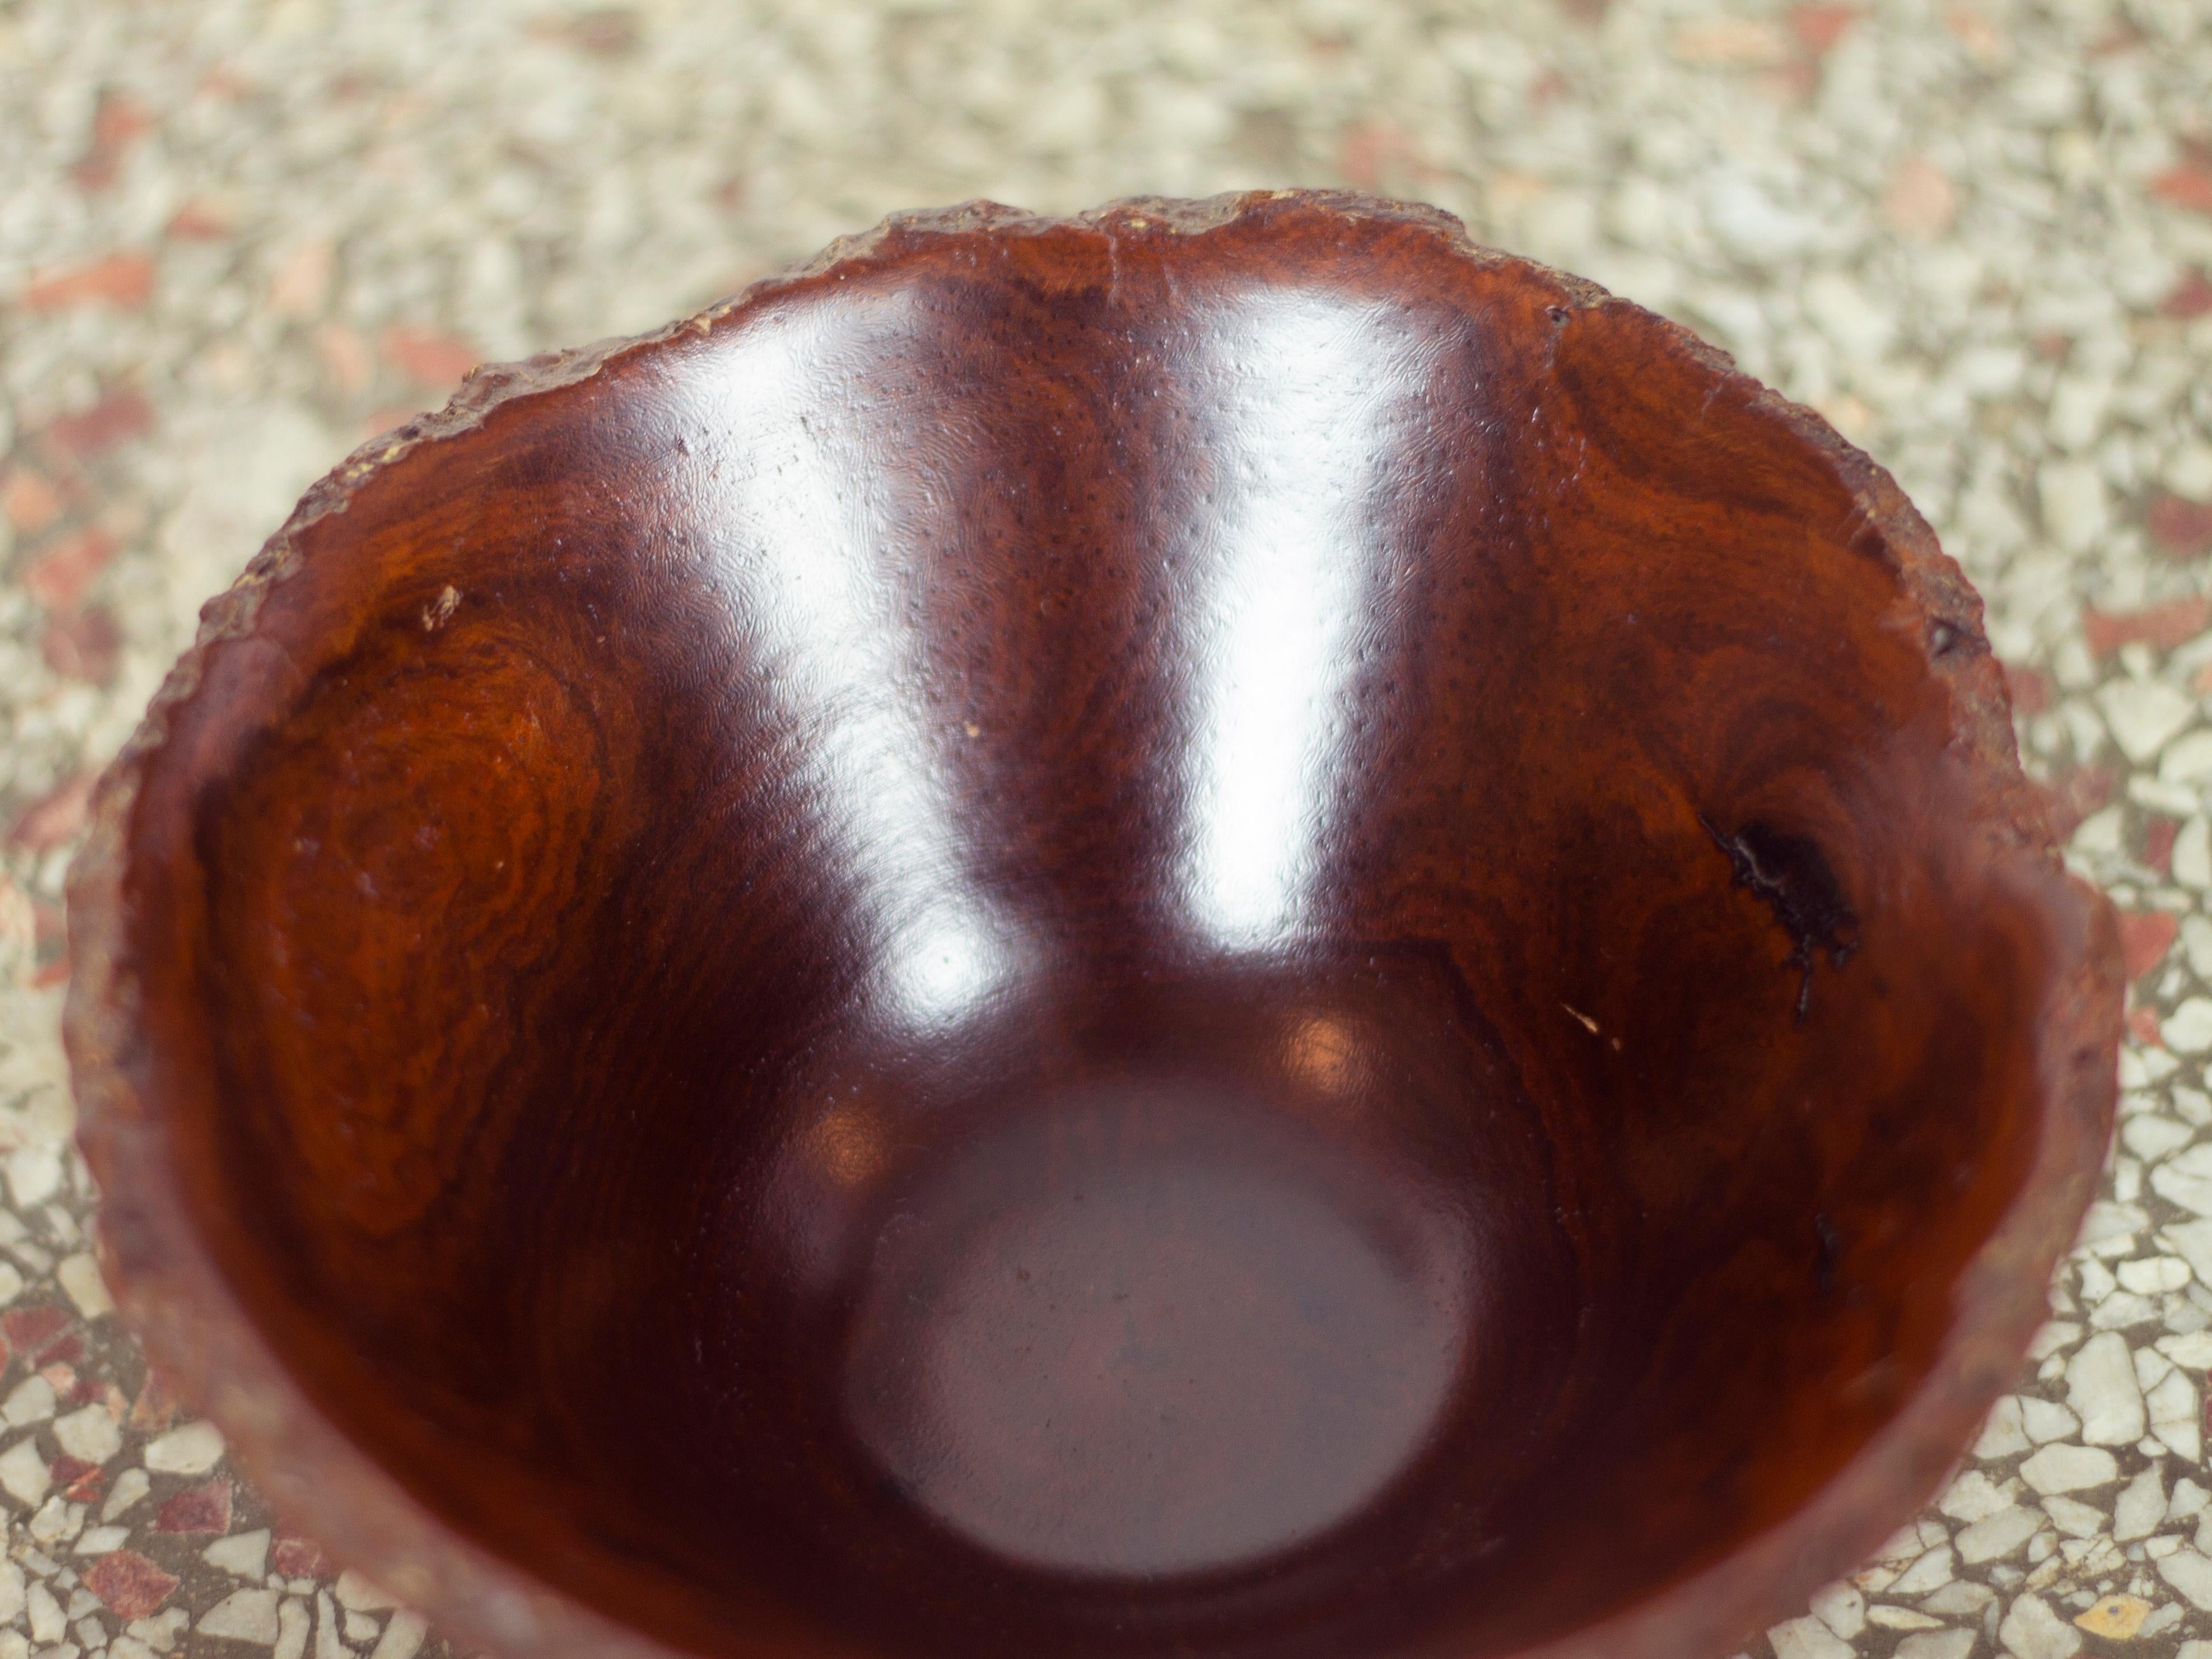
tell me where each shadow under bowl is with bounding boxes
[66,190,2121,1659]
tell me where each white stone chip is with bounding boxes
[27,1581,65,1643]
[2118,712,2186,786]
[2117,1464,2168,1540]
[2164,1547,2212,1610]
[2039,1494,2105,1537]
[101,1467,149,1521]
[2048,374,2112,450]
[54,1255,112,1319]
[1809,1581,1863,1640]
[368,1612,426,1659]
[1766,1615,1854,1659]
[2080,1256,2117,1303]
[2147,1337,2186,1391]
[334,1572,399,1612]
[5,1146,63,1210]
[1957,1505,2042,1564]
[0,1436,49,1508]
[1923,1582,1997,1616]
[203,1530,270,1579]
[2094,1199,2155,1243]
[73,1524,126,1554]
[2041,459,2110,554]
[2066,1331,2147,1443]
[1897,1633,1976,1659]
[2188,923,2212,986]
[2142,766,2212,811]
[313,1591,345,1659]
[2122,1256,2194,1294]
[1854,1561,1900,1594]
[1868,1605,1944,1629]
[2166,730,2212,783]
[2062,1535,2128,1579]
[0,1562,22,1624]
[2073,804,2125,856]
[2027,1324,2083,1364]
[1889,1544,1955,1595]
[1802,272,1896,359]
[2101,678,2198,764]
[2020,1443,2118,1494]
[200,1589,281,1645]
[1702,173,1826,261]
[2151,1367,2203,1460]
[2093,1289,2161,1329]
[1998,1591,2081,1658]
[2165,1000,2212,1058]
[2020,1396,2080,1442]
[28,1491,77,1544]
[1976,1396,2033,1458]
[2172,446,2212,499]
[272,1598,306,1659]
[1,1374,54,1428]
[143,1420,224,1474]
[1940,1469,2017,1522]
[2130,1117,2200,1164]
[51,1405,119,1466]
[129,1608,188,1653]
[2164,1223,2212,1289]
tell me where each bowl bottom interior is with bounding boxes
[835,1074,1473,1577]
[738,954,1554,1584]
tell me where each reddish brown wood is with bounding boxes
[66,191,2121,1659]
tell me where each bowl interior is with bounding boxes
[112,200,2092,1659]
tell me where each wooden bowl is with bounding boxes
[66,192,2121,1659]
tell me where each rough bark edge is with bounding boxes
[62,187,2122,1659]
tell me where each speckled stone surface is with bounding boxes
[0,2,2207,1656]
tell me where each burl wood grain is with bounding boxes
[65,192,2121,1659]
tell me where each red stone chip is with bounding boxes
[83,1551,180,1621]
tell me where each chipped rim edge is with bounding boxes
[60,188,2123,1659]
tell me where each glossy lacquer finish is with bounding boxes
[66,193,2121,1659]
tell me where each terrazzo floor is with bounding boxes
[2,1,2210,1656]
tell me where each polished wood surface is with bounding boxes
[66,192,2121,1659]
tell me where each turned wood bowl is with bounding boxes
[67,192,2121,1659]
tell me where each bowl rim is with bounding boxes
[63,186,2122,1659]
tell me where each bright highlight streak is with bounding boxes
[701,290,1014,1030]
[1177,294,1430,951]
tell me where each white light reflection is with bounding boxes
[1177,294,1431,952]
[698,290,1014,1032]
